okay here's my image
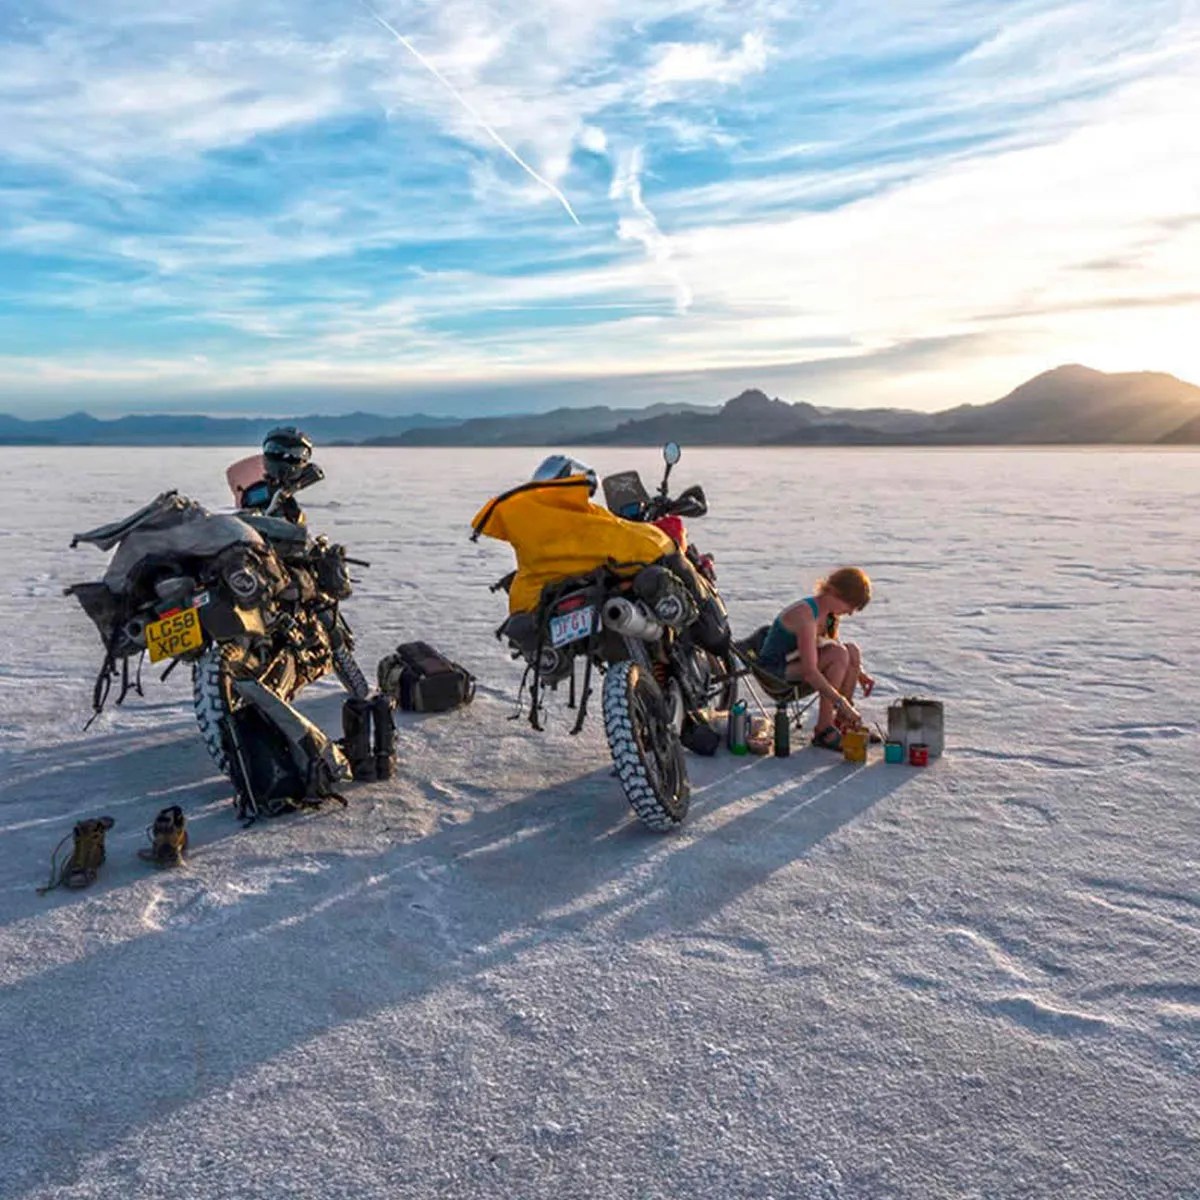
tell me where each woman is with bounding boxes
[757,567,875,750]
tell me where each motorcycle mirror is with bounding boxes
[670,485,707,518]
[293,462,325,492]
[662,441,682,466]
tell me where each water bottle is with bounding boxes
[773,707,790,757]
[728,699,748,755]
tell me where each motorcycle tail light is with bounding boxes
[555,593,588,613]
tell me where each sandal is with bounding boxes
[811,725,843,751]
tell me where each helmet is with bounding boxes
[532,453,597,496]
[262,426,313,485]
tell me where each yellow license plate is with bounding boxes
[145,607,204,663]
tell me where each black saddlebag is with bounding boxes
[223,680,349,819]
[377,641,476,713]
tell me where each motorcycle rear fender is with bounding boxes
[200,598,266,642]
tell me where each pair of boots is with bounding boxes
[37,806,187,894]
[341,695,397,782]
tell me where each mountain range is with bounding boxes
[1,365,1197,447]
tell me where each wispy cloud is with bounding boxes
[610,145,693,313]
[363,5,581,225]
[1,0,1199,414]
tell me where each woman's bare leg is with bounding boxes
[840,642,861,703]
[811,642,849,730]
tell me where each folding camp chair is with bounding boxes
[730,624,819,732]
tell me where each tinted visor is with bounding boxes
[263,438,310,464]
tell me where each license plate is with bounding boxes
[549,605,595,648]
[145,607,204,663]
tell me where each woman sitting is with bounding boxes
[757,567,875,751]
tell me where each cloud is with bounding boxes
[2,0,1200,412]
[609,145,693,314]
[648,31,768,91]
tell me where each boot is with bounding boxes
[341,696,375,781]
[371,694,397,781]
[137,805,188,869]
[38,816,114,893]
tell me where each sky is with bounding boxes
[1,0,1198,417]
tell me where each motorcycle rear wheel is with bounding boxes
[602,659,690,832]
[192,643,241,776]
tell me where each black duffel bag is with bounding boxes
[378,641,476,713]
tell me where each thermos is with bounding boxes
[728,700,749,755]
[773,707,790,757]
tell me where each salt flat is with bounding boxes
[0,445,1196,1200]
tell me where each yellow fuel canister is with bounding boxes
[842,728,869,763]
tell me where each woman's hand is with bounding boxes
[836,694,863,728]
[858,669,876,698]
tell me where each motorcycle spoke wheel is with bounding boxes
[192,643,240,777]
[603,660,690,832]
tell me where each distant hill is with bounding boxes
[364,402,714,447]
[0,411,458,446]
[1,365,1198,446]
[584,367,1200,447]
[1160,414,1200,443]
[928,365,1200,444]
[575,390,823,445]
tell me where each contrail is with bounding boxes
[363,4,581,226]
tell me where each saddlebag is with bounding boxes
[680,711,722,757]
[223,680,350,820]
[377,641,476,713]
[65,582,133,655]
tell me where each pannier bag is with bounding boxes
[378,642,476,713]
[224,679,350,820]
[680,711,721,757]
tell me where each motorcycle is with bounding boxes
[66,454,370,777]
[601,441,736,710]
[471,443,734,833]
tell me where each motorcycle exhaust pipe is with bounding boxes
[603,596,662,641]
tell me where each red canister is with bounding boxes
[909,743,929,767]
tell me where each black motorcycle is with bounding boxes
[67,456,369,777]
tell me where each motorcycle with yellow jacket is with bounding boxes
[471,456,733,832]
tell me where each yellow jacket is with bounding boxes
[472,476,675,613]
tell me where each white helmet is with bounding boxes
[532,454,598,496]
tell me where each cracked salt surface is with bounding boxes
[1,446,1198,1199]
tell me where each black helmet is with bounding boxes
[532,453,597,496]
[262,426,313,485]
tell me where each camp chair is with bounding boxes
[730,624,818,732]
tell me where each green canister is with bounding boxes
[728,700,749,755]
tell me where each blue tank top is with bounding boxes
[758,597,819,671]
